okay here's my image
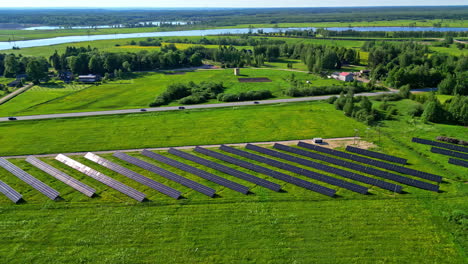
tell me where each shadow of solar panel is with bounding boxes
[431,147,468,160]
[113,152,215,197]
[298,142,442,183]
[221,145,368,194]
[346,145,407,165]
[142,150,249,194]
[274,144,439,192]
[413,137,468,153]
[0,158,60,200]
[84,153,181,199]
[448,158,468,168]
[194,147,336,197]
[0,180,22,203]
[246,144,402,193]
[55,154,146,202]
[26,156,96,198]
[168,148,281,192]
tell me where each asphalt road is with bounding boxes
[0,91,396,122]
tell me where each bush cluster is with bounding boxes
[150,81,225,106]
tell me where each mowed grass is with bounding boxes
[0,69,342,116]
[0,101,368,156]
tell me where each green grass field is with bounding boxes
[0,69,342,117]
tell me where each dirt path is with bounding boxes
[1,137,368,159]
[0,83,33,105]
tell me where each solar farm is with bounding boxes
[0,140,452,204]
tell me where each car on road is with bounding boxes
[8,117,17,121]
[178,106,185,110]
[140,109,147,112]
[254,101,260,104]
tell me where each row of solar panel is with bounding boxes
[345,145,407,165]
[448,158,468,168]
[431,147,468,160]
[274,144,440,192]
[412,137,468,154]
[298,142,442,183]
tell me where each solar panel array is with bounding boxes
[431,147,468,160]
[0,180,22,203]
[246,144,402,193]
[298,142,442,183]
[346,145,407,165]
[221,145,368,194]
[274,144,439,192]
[0,158,60,200]
[26,156,96,197]
[84,152,181,199]
[168,148,282,192]
[448,158,468,168]
[113,152,216,197]
[412,137,468,153]
[141,150,250,194]
[55,154,146,202]
[194,146,336,197]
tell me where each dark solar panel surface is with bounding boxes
[412,137,468,153]
[221,145,368,194]
[55,154,146,202]
[26,156,96,197]
[0,180,22,203]
[194,146,336,197]
[274,144,439,192]
[0,158,60,200]
[246,144,402,193]
[142,150,249,194]
[346,145,407,165]
[448,158,468,168]
[298,142,442,183]
[169,148,281,192]
[84,152,181,199]
[431,147,468,160]
[113,152,216,197]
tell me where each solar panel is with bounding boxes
[431,147,468,160]
[220,145,368,194]
[246,144,402,193]
[346,145,407,165]
[84,152,181,199]
[448,158,468,168]
[194,146,336,197]
[26,156,96,198]
[413,137,468,153]
[168,148,282,192]
[0,158,60,200]
[0,180,22,203]
[55,154,146,202]
[141,150,249,194]
[298,142,442,183]
[113,152,216,197]
[274,144,439,192]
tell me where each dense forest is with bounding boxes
[0,7,467,27]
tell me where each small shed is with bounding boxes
[78,74,101,83]
[338,72,354,82]
[313,138,323,144]
[7,80,22,87]
[234,68,240,76]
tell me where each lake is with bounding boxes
[1,26,467,50]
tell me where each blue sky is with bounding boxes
[2,0,467,8]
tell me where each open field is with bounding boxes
[0,69,343,117]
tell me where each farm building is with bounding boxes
[338,72,354,82]
[78,74,101,83]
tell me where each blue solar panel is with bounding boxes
[0,180,22,203]
[220,145,368,194]
[113,152,216,197]
[194,147,336,197]
[298,142,442,183]
[0,158,60,200]
[413,137,468,153]
[448,158,468,168]
[84,152,181,199]
[246,144,402,193]
[141,150,249,194]
[274,144,439,192]
[346,145,407,165]
[431,147,468,160]
[168,148,282,192]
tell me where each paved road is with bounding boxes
[0,91,397,122]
